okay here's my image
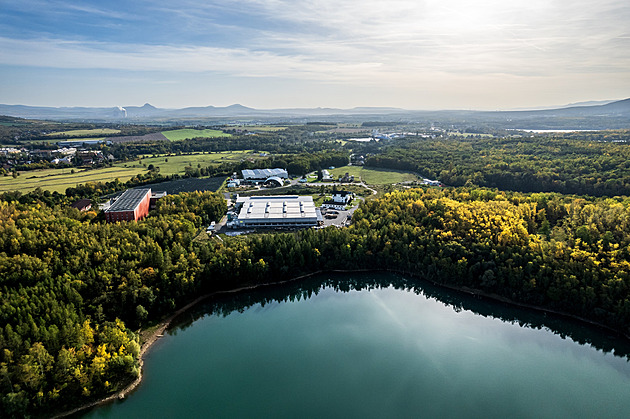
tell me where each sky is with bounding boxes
[0,0,629,110]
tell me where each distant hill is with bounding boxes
[601,98,630,113]
[123,103,161,117]
[565,100,616,107]
[483,98,630,119]
[0,99,628,128]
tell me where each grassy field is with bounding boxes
[0,151,267,194]
[162,129,232,141]
[46,129,120,137]
[0,166,141,194]
[330,166,421,185]
[236,125,287,132]
[117,151,261,176]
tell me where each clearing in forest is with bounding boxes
[162,129,232,141]
[329,166,421,185]
[117,151,262,176]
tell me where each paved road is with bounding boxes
[308,181,377,195]
[220,178,367,231]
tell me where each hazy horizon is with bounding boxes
[0,98,627,113]
[1,1,629,110]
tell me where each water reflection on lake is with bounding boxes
[83,273,630,418]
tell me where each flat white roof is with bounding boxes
[242,168,288,179]
[237,195,318,222]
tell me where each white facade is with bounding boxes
[332,191,353,204]
[322,191,353,210]
[322,202,345,211]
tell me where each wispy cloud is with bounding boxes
[0,0,628,107]
[0,37,387,82]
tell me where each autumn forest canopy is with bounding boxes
[2,121,630,416]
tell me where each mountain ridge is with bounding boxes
[0,99,628,126]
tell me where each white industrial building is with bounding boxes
[234,195,322,228]
[241,168,288,181]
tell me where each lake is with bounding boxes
[82,273,630,418]
[509,129,601,133]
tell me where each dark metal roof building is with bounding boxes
[107,188,151,212]
[104,188,152,222]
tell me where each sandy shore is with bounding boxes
[53,268,629,417]
[52,272,324,418]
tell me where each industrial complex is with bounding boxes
[232,195,323,228]
[98,169,355,231]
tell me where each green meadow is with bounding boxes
[162,129,232,141]
[0,166,140,194]
[329,166,421,185]
[116,151,262,176]
[1,151,267,194]
[235,125,287,132]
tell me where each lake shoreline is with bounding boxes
[51,271,322,419]
[53,268,630,418]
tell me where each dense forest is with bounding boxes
[0,116,162,145]
[3,120,630,416]
[0,191,226,416]
[3,186,630,416]
[107,130,344,160]
[366,134,630,196]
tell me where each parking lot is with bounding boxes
[320,207,353,227]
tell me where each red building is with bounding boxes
[105,188,152,223]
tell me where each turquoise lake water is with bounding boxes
[83,273,630,418]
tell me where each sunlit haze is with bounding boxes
[1,0,628,109]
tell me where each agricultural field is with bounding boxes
[117,151,263,176]
[0,166,140,194]
[329,165,421,185]
[109,132,167,143]
[162,128,232,141]
[235,125,287,132]
[1,151,267,194]
[46,128,120,137]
